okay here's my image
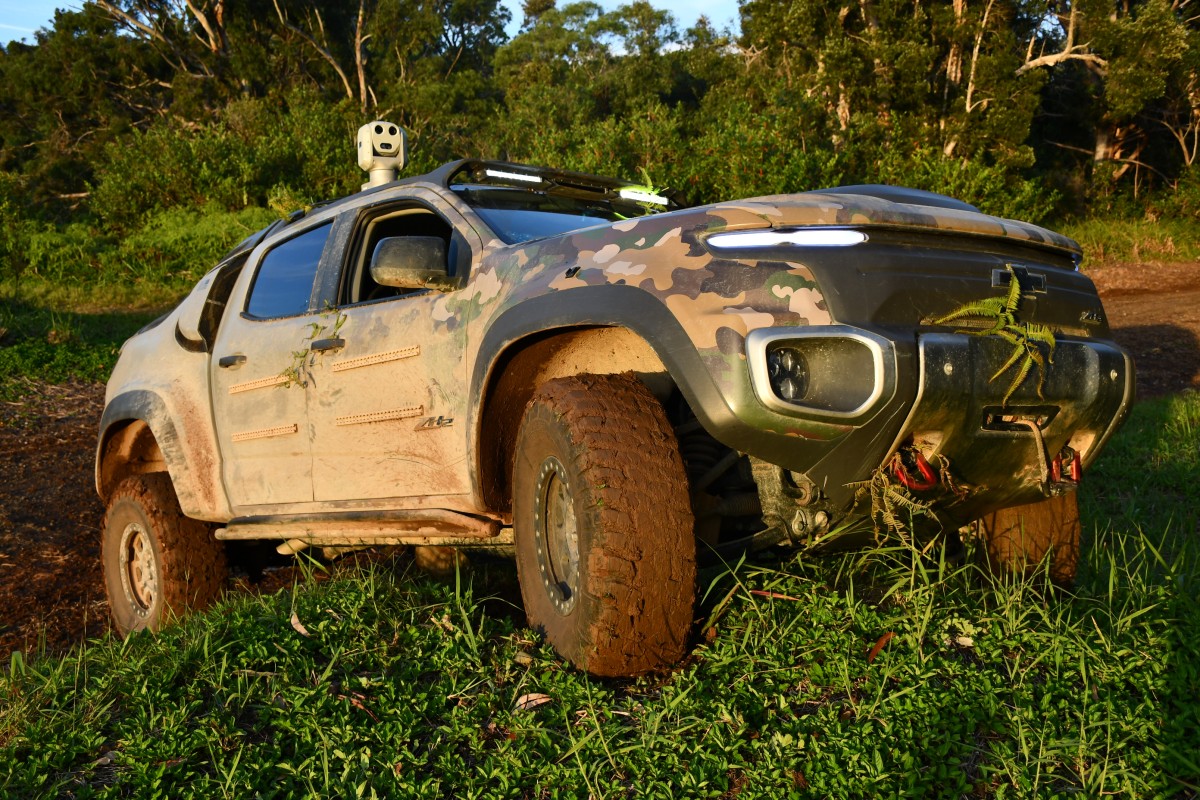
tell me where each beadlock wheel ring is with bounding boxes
[533,456,580,615]
[118,521,157,618]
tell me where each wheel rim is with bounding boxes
[533,456,580,614]
[118,521,157,618]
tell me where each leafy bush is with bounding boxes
[680,98,847,203]
[23,222,114,286]
[1058,216,1200,265]
[864,145,1060,223]
[0,172,43,285]
[115,205,276,288]
[19,205,274,295]
[90,91,361,228]
[1148,165,1200,221]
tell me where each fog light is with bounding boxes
[767,346,809,402]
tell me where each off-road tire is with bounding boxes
[513,373,696,677]
[975,491,1081,586]
[102,473,228,635]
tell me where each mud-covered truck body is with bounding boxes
[97,152,1133,676]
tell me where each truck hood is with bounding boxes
[686,192,1080,259]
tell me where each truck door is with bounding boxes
[208,220,335,510]
[307,198,474,503]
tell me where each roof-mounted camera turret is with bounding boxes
[357,121,407,189]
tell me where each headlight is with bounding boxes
[706,228,867,250]
[767,346,810,402]
[747,327,895,421]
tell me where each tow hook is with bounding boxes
[892,449,938,492]
[1050,446,1082,485]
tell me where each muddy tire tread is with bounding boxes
[514,373,695,676]
[103,473,227,634]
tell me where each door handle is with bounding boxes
[217,354,246,368]
[310,338,346,353]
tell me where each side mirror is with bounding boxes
[370,236,456,291]
[174,269,220,351]
[175,258,245,352]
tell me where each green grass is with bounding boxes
[2,394,1199,797]
[0,201,277,399]
[1057,217,1200,268]
[0,292,167,400]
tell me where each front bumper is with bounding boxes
[745,327,1133,543]
[889,332,1133,521]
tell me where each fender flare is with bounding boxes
[95,390,191,504]
[467,285,772,510]
[469,284,739,447]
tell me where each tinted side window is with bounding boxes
[245,223,331,319]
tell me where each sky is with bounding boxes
[0,0,743,46]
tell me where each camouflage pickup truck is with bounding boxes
[97,122,1132,676]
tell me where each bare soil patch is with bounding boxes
[0,260,1196,660]
[0,380,111,657]
[1090,260,1200,398]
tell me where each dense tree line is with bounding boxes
[0,0,1197,283]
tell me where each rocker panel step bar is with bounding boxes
[215,508,506,547]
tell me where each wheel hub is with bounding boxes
[118,522,157,618]
[533,456,580,614]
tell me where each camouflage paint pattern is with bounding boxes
[426,191,1083,446]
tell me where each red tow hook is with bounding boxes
[1051,447,1083,485]
[892,450,938,492]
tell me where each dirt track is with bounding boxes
[1086,261,1200,398]
[1,260,1197,660]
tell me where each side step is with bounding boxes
[214,508,511,549]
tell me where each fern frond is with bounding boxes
[1026,324,1057,361]
[1025,343,1046,371]
[966,313,1015,337]
[1002,355,1035,406]
[881,505,903,534]
[933,297,1006,325]
[991,328,1024,347]
[1002,265,1023,314]
[990,344,1026,384]
[885,486,934,516]
[1024,344,1049,398]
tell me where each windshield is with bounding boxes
[452,186,663,245]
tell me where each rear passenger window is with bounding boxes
[245,223,331,319]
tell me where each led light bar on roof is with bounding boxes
[707,229,868,249]
[618,188,669,206]
[484,168,543,184]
